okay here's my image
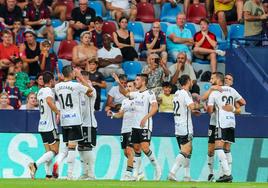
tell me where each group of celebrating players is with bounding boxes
[28,65,246,183]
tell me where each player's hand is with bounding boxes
[106,110,113,117]
[140,117,147,128]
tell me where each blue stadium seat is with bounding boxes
[160,22,169,33]
[100,88,107,102]
[185,22,196,36]
[88,1,102,17]
[122,61,142,80]
[160,3,182,23]
[57,59,64,73]
[228,24,244,44]
[127,22,144,43]
[51,19,62,28]
[208,23,227,50]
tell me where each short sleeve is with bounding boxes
[208,92,216,106]
[148,90,157,104]
[76,83,89,94]
[243,1,252,12]
[183,91,193,106]
[166,25,174,37]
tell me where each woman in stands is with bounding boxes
[20,92,39,110]
[72,31,98,70]
[0,92,14,110]
[113,16,138,61]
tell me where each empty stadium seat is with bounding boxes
[57,59,64,73]
[228,24,244,42]
[136,2,156,23]
[185,22,197,36]
[88,1,103,17]
[127,22,144,43]
[186,3,207,24]
[160,3,183,23]
[160,22,169,33]
[57,40,78,61]
[51,19,63,28]
[102,21,117,39]
[122,61,142,80]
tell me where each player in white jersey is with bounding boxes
[168,75,204,181]
[107,80,137,181]
[29,71,60,179]
[207,72,246,182]
[113,73,162,181]
[54,65,93,179]
[78,71,98,180]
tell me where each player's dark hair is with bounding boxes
[62,65,73,77]
[119,74,128,81]
[81,70,89,76]
[179,74,191,86]
[43,71,54,84]
[199,18,210,25]
[7,73,15,77]
[137,73,148,85]
[215,72,224,84]
[225,73,234,79]
[94,16,103,23]
[162,81,172,88]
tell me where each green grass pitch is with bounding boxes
[0,179,267,188]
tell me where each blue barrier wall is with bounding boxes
[0,111,268,137]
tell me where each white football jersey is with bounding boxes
[129,90,157,132]
[173,89,194,136]
[209,112,216,126]
[55,81,89,127]
[208,86,243,129]
[81,86,97,128]
[37,87,57,132]
[120,98,136,133]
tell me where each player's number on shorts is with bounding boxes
[59,93,73,109]
[173,101,180,115]
[222,96,234,105]
[39,99,44,114]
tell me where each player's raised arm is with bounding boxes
[112,73,129,97]
[107,109,124,119]
[74,68,93,96]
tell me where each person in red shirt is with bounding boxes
[193,18,225,73]
[0,29,19,71]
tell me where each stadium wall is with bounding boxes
[1,111,268,182]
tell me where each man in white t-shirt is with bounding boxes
[107,80,138,181]
[54,65,93,179]
[168,74,204,182]
[207,72,246,183]
[98,34,124,78]
[29,71,60,179]
[113,73,162,181]
[105,0,137,21]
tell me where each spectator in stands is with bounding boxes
[91,16,104,49]
[67,0,96,40]
[142,53,169,90]
[0,0,23,29]
[20,29,41,77]
[105,74,127,112]
[106,0,137,22]
[23,73,43,96]
[24,0,55,44]
[4,72,22,109]
[86,59,107,111]
[39,39,57,73]
[244,0,268,46]
[20,92,39,110]
[72,31,97,70]
[98,34,124,78]
[0,91,14,109]
[140,21,168,61]
[0,29,19,71]
[166,13,194,63]
[157,81,174,113]
[169,52,200,94]
[12,18,26,45]
[113,16,138,61]
[193,18,226,73]
[50,0,67,21]
[214,0,244,38]
[14,57,30,96]
[263,0,268,43]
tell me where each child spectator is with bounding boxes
[157,82,174,113]
[12,18,26,45]
[91,16,104,49]
[20,92,39,110]
[0,91,14,110]
[39,39,57,73]
[4,73,22,109]
[86,59,107,111]
[14,57,30,96]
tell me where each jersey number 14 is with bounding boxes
[59,94,73,109]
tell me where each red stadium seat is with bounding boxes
[186,3,207,24]
[57,40,78,61]
[64,0,75,20]
[136,2,156,23]
[102,21,117,39]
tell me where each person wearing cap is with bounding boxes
[98,33,124,78]
[72,31,98,70]
[141,53,169,92]
[0,29,19,71]
[20,29,41,77]
[67,0,96,40]
[91,16,104,49]
[24,0,55,44]
[40,40,57,73]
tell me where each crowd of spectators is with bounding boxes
[0,0,267,113]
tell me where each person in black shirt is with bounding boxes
[0,0,23,28]
[67,0,96,40]
[86,59,106,111]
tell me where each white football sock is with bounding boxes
[145,150,158,167]
[56,146,68,165]
[67,149,76,177]
[225,151,232,174]
[215,149,230,176]
[45,159,52,176]
[79,151,89,176]
[208,155,214,174]
[170,153,186,174]
[184,157,190,178]
[36,151,55,167]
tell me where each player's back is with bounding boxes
[55,81,88,127]
[37,87,57,132]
